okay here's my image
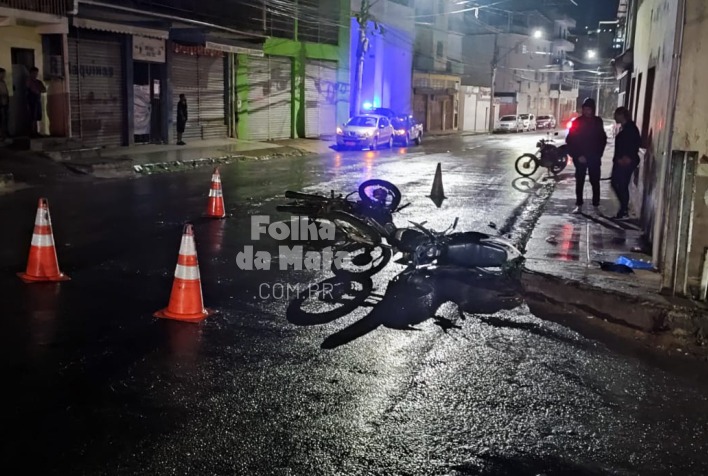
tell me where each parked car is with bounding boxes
[391,115,423,147]
[336,114,394,150]
[565,116,617,139]
[496,115,522,133]
[519,114,537,131]
[536,115,557,129]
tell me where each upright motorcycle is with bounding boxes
[515,133,569,177]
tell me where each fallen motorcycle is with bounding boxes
[277,179,409,246]
[515,133,569,177]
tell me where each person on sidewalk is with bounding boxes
[26,67,46,138]
[176,94,188,146]
[611,107,641,220]
[0,68,9,141]
[566,97,607,215]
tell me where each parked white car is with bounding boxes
[519,114,537,131]
[496,115,522,133]
[336,114,394,150]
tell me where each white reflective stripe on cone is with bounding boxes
[174,264,200,280]
[211,175,221,183]
[35,209,51,226]
[208,189,223,198]
[31,233,55,247]
[178,235,197,256]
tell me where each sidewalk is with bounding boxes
[2,137,332,180]
[521,151,708,344]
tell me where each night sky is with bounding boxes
[565,0,620,28]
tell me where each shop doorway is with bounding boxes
[10,48,35,137]
[133,62,164,144]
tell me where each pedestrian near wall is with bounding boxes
[611,107,641,220]
[565,97,608,215]
[0,68,9,141]
[177,94,188,146]
[27,67,46,138]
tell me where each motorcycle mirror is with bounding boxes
[452,217,459,230]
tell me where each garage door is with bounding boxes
[246,56,292,141]
[304,60,337,139]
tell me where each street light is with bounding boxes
[533,29,543,39]
[587,50,597,59]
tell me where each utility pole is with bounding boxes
[488,33,498,133]
[351,0,382,118]
[596,67,601,112]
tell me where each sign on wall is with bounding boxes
[133,36,165,63]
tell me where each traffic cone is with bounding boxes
[428,163,446,207]
[154,224,214,323]
[205,167,226,218]
[18,198,70,283]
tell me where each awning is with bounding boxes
[73,17,168,39]
[170,28,264,57]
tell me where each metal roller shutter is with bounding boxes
[171,52,227,140]
[171,53,201,141]
[247,56,292,141]
[305,60,337,139]
[68,38,125,148]
[197,55,227,139]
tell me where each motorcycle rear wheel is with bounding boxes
[358,179,402,212]
[515,153,539,177]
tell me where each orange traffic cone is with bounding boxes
[154,224,214,322]
[205,167,226,218]
[18,198,70,283]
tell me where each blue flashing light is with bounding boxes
[362,102,373,110]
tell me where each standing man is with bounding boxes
[611,107,641,220]
[176,94,188,146]
[566,97,608,214]
[27,67,46,137]
[0,68,9,142]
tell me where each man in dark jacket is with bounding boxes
[610,107,641,219]
[566,97,608,214]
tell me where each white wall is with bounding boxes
[461,85,490,133]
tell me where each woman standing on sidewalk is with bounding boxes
[611,107,641,220]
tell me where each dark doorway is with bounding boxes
[133,62,163,144]
[641,67,655,146]
[10,48,35,137]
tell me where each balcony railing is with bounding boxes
[0,0,73,16]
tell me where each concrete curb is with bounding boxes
[58,146,310,178]
[521,269,708,343]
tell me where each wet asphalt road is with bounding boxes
[2,133,708,475]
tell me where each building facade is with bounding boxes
[0,0,352,147]
[461,6,579,128]
[615,0,708,299]
[0,0,72,139]
[412,0,461,132]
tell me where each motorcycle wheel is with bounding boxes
[323,210,382,246]
[515,153,539,177]
[358,179,402,212]
[331,243,392,277]
[286,273,373,326]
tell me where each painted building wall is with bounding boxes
[236,0,351,139]
[628,0,679,262]
[0,25,50,135]
[668,0,708,284]
[350,0,414,115]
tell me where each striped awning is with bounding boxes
[73,17,168,39]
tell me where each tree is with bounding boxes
[351,0,384,118]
